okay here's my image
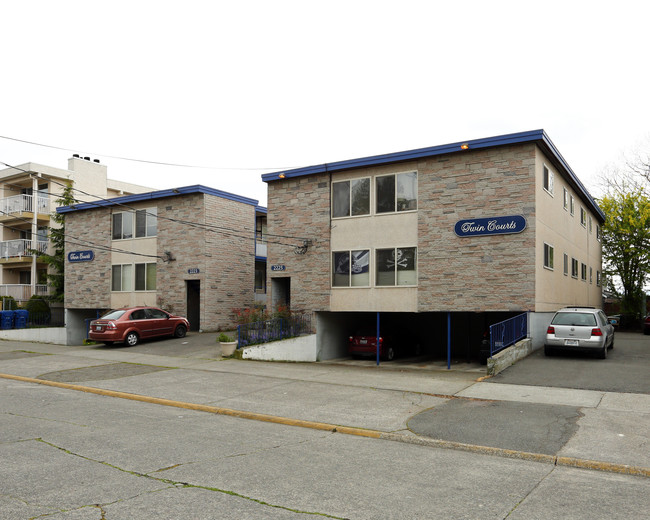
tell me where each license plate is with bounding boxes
[565,339,579,346]
[95,326,103,332]
[359,339,367,344]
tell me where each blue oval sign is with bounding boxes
[68,250,95,262]
[455,215,527,237]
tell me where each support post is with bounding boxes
[447,312,451,370]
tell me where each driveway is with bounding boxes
[489,331,650,394]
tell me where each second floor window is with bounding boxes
[376,172,417,213]
[332,178,370,218]
[113,208,157,240]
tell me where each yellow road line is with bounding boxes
[1,372,647,478]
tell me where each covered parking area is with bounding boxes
[316,311,522,366]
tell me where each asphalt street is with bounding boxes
[0,331,648,518]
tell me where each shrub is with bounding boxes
[217,332,234,343]
[0,296,18,310]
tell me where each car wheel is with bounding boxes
[125,332,139,347]
[608,336,614,349]
[174,325,187,338]
[384,347,395,361]
[598,344,607,359]
[544,345,554,356]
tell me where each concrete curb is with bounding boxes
[2,372,647,479]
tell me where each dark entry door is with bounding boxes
[272,277,290,310]
[186,280,200,331]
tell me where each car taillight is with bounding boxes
[591,328,603,336]
[106,322,117,330]
[378,337,383,344]
[547,326,555,334]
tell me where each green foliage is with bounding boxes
[0,296,18,310]
[599,188,650,315]
[37,184,78,302]
[24,296,51,315]
[217,332,234,343]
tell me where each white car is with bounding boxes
[545,307,614,359]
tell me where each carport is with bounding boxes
[316,311,521,366]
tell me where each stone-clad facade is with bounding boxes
[61,186,264,342]
[263,130,604,358]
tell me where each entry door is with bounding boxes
[271,277,291,310]
[186,280,200,331]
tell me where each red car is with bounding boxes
[348,330,397,360]
[89,307,189,346]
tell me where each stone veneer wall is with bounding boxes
[416,143,537,312]
[64,206,112,309]
[266,173,331,313]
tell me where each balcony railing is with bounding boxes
[0,239,48,260]
[0,284,48,302]
[0,194,49,217]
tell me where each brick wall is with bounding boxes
[266,173,331,313]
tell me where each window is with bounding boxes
[111,264,133,291]
[376,247,417,286]
[376,172,417,214]
[570,195,575,216]
[543,243,554,270]
[590,267,593,284]
[580,208,587,227]
[589,216,593,233]
[543,165,554,194]
[596,271,602,286]
[597,225,601,241]
[581,263,587,281]
[112,212,133,240]
[563,188,569,210]
[332,178,370,218]
[135,208,157,238]
[571,258,578,278]
[332,250,370,287]
[113,208,157,240]
[563,253,568,276]
[135,263,156,291]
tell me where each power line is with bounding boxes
[0,134,297,171]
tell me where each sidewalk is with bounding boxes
[1,335,648,476]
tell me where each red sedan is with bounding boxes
[89,307,189,346]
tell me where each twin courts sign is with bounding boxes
[454,215,527,237]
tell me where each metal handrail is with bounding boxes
[489,312,529,356]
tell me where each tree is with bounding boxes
[599,188,650,315]
[38,184,77,302]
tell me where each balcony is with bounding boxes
[0,194,49,219]
[0,284,48,302]
[0,239,48,261]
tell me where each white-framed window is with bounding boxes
[376,247,417,286]
[581,263,587,281]
[543,243,554,270]
[563,188,569,210]
[597,225,601,241]
[332,178,370,218]
[111,264,133,291]
[590,267,593,284]
[580,207,587,227]
[332,250,370,287]
[135,262,157,291]
[376,171,417,214]
[596,270,602,286]
[113,208,157,240]
[543,165,554,195]
[563,253,569,276]
[589,216,593,233]
[570,195,575,216]
[571,258,579,278]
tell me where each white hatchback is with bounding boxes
[545,307,615,359]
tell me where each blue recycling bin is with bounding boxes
[1,310,15,330]
[14,310,28,329]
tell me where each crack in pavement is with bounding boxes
[34,438,351,519]
[2,411,89,428]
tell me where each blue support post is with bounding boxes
[376,312,381,366]
[447,312,451,370]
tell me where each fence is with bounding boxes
[489,312,528,356]
[237,314,312,348]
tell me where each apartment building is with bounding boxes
[0,156,151,304]
[261,130,605,361]
[59,185,267,344]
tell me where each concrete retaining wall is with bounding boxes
[0,327,67,345]
[487,338,534,376]
[241,334,317,362]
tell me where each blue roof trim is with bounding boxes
[57,185,261,213]
[255,256,267,262]
[262,129,605,221]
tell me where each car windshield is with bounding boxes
[551,312,597,327]
[100,310,126,320]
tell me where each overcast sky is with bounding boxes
[2,0,648,207]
